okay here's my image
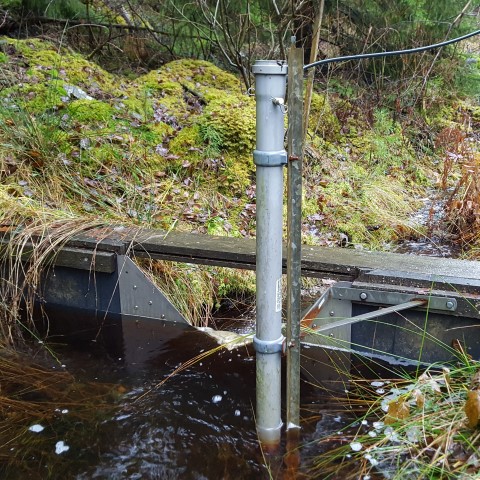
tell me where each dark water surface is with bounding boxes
[55,322,265,480]
[4,310,412,479]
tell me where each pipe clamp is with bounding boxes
[253,150,287,167]
[253,335,285,354]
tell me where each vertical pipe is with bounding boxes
[286,46,304,432]
[252,60,288,448]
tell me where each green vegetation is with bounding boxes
[304,351,480,479]
[0,3,478,477]
[0,33,478,333]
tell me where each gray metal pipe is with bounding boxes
[252,60,288,447]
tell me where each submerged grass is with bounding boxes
[0,350,119,477]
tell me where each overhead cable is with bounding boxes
[304,28,480,71]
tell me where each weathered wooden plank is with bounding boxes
[0,237,116,273]
[129,230,257,265]
[5,225,480,285]
[64,231,126,254]
[61,227,480,283]
[52,247,116,273]
[301,245,480,282]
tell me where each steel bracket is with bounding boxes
[253,149,287,167]
[253,335,285,354]
[331,284,457,312]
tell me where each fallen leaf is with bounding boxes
[385,398,410,424]
[412,388,425,409]
[465,390,480,429]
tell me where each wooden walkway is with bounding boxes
[40,226,480,294]
[5,225,480,360]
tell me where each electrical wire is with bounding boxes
[303,28,480,71]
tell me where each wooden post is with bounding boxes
[286,45,304,431]
[303,0,324,143]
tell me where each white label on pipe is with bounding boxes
[276,277,282,312]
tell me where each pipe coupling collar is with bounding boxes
[253,150,287,167]
[253,335,285,354]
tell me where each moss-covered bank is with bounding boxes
[0,35,478,326]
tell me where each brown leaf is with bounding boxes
[412,388,425,409]
[465,390,480,429]
[385,398,410,424]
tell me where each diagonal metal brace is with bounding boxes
[311,299,426,333]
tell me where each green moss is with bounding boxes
[6,83,67,113]
[67,99,115,123]
[0,52,7,63]
[132,124,170,144]
[136,71,184,96]
[302,194,321,218]
[133,59,244,129]
[9,38,120,95]
[120,95,154,121]
[169,125,201,160]
[84,143,123,167]
[222,154,253,194]
[308,92,341,141]
[157,59,242,94]
[200,94,255,155]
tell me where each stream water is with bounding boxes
[2,306,422,480]
[392,190,461,258]
[71,327,262,480]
